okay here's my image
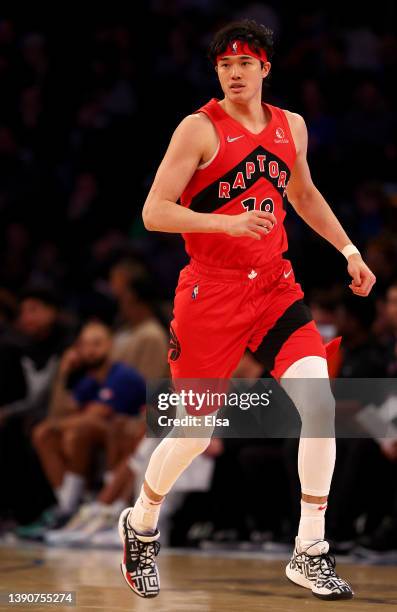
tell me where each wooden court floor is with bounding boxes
[1,544,397,611]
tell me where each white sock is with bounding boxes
[298,499,327,546]
[128,484,163,535]
[55,472,85,515]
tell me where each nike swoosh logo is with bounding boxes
[227,135,244,143]
[283,269,293,279]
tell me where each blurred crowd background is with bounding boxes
[1,2,397,556]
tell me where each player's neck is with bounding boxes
[220,93,266,133]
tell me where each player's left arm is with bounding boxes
[285,111,376,297]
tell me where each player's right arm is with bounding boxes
[142,114,276,240]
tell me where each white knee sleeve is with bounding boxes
[281,356,336,497]
[145,435,212,496]
[145,391,217,496]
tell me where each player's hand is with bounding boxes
[347,254,376,297]
[223,210,277,240]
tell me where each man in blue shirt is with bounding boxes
[72,358,145,416]
[32,320,146,521]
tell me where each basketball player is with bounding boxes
[118,20,376,600]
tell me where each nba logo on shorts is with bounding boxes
[192,284,199,299]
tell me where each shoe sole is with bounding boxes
[118,507,159,599]
[286,565,354,600]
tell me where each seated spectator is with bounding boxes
[351,286,397,554]
[43,419,147,546]
[44,436,220,547]
[1,286,73,416]
[29,320,145,534]
[326,392,397,557]
[321,295,388,550]
[0,286,72,526]
[112,277,169,378]
[356,393,397,555]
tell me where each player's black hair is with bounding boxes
[208,19,274,65]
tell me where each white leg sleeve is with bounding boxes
[145,435,212,496]
[144,403,216,496]
[281,356,336,497]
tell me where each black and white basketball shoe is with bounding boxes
[118,507,161,598]
[286,537,354,600]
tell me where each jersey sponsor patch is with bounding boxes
[274,127,289,144]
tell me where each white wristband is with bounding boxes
[341,244,360,260]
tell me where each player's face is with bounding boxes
[216,55,270,102]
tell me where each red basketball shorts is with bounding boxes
[168,257,326,383]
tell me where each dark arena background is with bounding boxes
[0,2,397,610]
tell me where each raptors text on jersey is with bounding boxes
[180,98,297,268]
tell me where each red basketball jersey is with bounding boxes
[180,98,297,268]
